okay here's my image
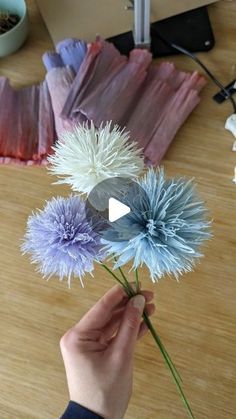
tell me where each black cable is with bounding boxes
[150,26,236,114]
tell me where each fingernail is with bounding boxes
[132,295,145,313]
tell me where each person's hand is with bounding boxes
[60,284,155,419]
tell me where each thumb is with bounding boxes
[112,294,145,357]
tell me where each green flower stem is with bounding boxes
[113,259,140,296]
[142,311,194,419]
[122,278,183,385]
[147,320,183,384]
[118,267,131,290]
[101,264,126,291]
[135,268,140,292]
[112,256,133,297]
[103,263,183,384]
[101,263,194,418]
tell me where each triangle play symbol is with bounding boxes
[108,197,130,222]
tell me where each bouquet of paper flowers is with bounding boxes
[22,121,211,418]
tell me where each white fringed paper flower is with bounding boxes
[48,121,144,194]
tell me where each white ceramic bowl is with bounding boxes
[0,0,29,57]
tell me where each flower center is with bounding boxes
[146,219,156,236]
[60,221,75,241]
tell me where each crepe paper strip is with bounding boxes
[147,64,205,92]
[143,73,206,165]
[179,70,206,93]
[125,63,191,149]
[17,85,39,160]
[80,50,152,126]
[0,77,55,164]
[61,39,127,120]
[146,62,187,90]
[144,88,202,165]
[0,156,48,165]
[77,38,128,96]
[0,77,14,157]
[73,59,128,123]
[128,69,205,161]
[126,80,173,149]
[129,48,152,68]
[38,81,55,157]
[61,41,102,120]
[43,39,87,73]
[127,67,206,156]
[42,52,64,71]
[67,47,151,126]
[46,67,76,135]
[56,38,78,52]
[56,39,87,73]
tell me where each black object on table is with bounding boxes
[107,6,215,57]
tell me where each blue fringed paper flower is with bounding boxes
[102,168,211,281]
[22,195,105,286]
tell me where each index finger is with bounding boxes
[75,284,127,332]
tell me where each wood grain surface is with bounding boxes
[0,1,235,418]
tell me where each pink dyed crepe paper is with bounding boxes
[46,67,75,135]
[0,77,55,164]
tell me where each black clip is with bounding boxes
[213,79,236,104]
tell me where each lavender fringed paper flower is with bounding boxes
[22,195,105,286]
[48,121,144,195]
[102,168,211,280]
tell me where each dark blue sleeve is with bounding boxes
[60,401,104,419]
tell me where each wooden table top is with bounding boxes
[0,1,235,418]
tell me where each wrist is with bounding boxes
[70,389,125,419]
[69,388,109,418]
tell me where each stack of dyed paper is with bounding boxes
[0,38,206,165]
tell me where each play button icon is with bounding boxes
[85,176,148,242]
[108,197,130,222]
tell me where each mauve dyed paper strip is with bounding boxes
[142,71,206,164]
[75,49,152,126]
[46,67,75,135]
[144,88,202,165]
[126,80,173,149]
[61,39,127,121]
[61,42,102,119]
[146,62,187,90]
[126,63,206,152]
[182,70,206,93]
[75,39,127,98]
[73,51,127,121]
[0,77,55,164]
[0,78,14,157]
[38,81,55,157]
[16,85,39,160]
